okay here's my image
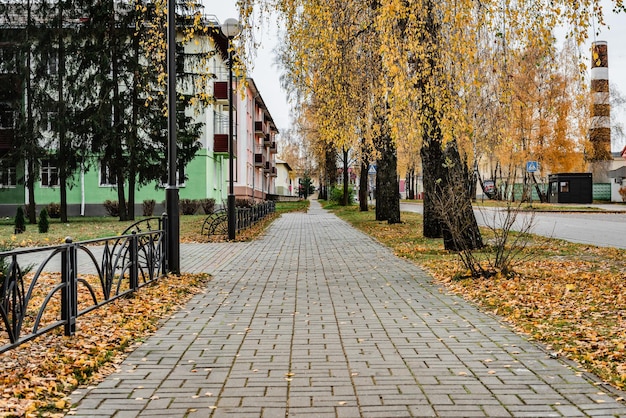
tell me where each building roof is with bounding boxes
[275,158,292,172]
[247,78,279,134]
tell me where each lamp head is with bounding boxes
[222,18,242,39]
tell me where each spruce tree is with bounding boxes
[38,207,49,233]
[14,207,26,234]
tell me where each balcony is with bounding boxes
[213,134,236,156]
[254,153,264,167]
[264,161,271,173]
[254,121,266,138]
[270,167,277,177]
[269,141,277,153]
[213,81,228,102]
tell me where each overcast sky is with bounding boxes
[207,0,626,148]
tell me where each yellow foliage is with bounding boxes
[237,0,614,181]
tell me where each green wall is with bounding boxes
[0,150,228,212]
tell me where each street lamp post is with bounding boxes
[166,0,179,273]
[222,18,241,241]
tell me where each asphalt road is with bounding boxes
[400,202,626,249]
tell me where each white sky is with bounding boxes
[206,0,626,148]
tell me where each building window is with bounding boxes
[0,47,17,72]
[0,162,16,187]
[560,181,570,193]
[46,54,58,75]
[100,160,117,186]
[178,164,186,186]
[0,110,14,129]
[160,166,186,187]
[42,111,57,132]
[41,159,59,187]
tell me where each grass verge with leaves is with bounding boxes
[0,273,211,417]
[325,203,626,392]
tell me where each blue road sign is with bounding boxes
[526,161,538,173]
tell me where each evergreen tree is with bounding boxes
[14,206,26,233]
[38,207,49,233]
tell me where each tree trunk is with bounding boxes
[111,2,127,222]
[359,158,369,211]
[421,136,444,238]
[439,140,483,251]
[57,2,68,223]
[25,12,37,225]
[27,160,37,224]
[325,145,337,195]
[374,126,400,224]
[342,147,349,205]
[116,168,128,221]
[128,167,136,219]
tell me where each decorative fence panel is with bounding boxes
[202,201,276,236]
[0,220,167,353]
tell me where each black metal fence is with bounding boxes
[0,216,167,354]
[235,201,276,231]
[202,200,276,236]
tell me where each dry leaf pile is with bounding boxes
[0,272,211,417]
[426,255,626,391]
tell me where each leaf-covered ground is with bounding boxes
[3,201,625,415]
[328,204,626,393]
[0,273,211,417]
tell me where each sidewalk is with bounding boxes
[67,200,626,417]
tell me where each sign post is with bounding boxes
[526,161,538,173]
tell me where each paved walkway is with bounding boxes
[67,200,626,417]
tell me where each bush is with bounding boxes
[14,207,26,234]
[38,208,49,233]
[103,200,120,217]
[47,202,61,218]
[200,198,216,214]
[329,186,355,205]
[143,199,156,216]
[235,198,254,208]
[180,199,200,215]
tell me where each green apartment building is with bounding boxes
[0,5,279,217]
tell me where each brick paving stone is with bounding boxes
[65,199,626,417]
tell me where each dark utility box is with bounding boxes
[548,173,593,204]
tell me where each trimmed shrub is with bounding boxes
[201,198,216,214]
[38,208,49,233]
[180,199,200,215]
[143,199,156,216]
[103,200,120,217]
[14,207,26,234]
[235,198,254,208]
[329,186,355,205]
[47,202,61,218]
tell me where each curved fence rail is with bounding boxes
[201,201,276,236]
[0,220,166,354]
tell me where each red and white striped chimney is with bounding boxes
[589,41,611,181]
